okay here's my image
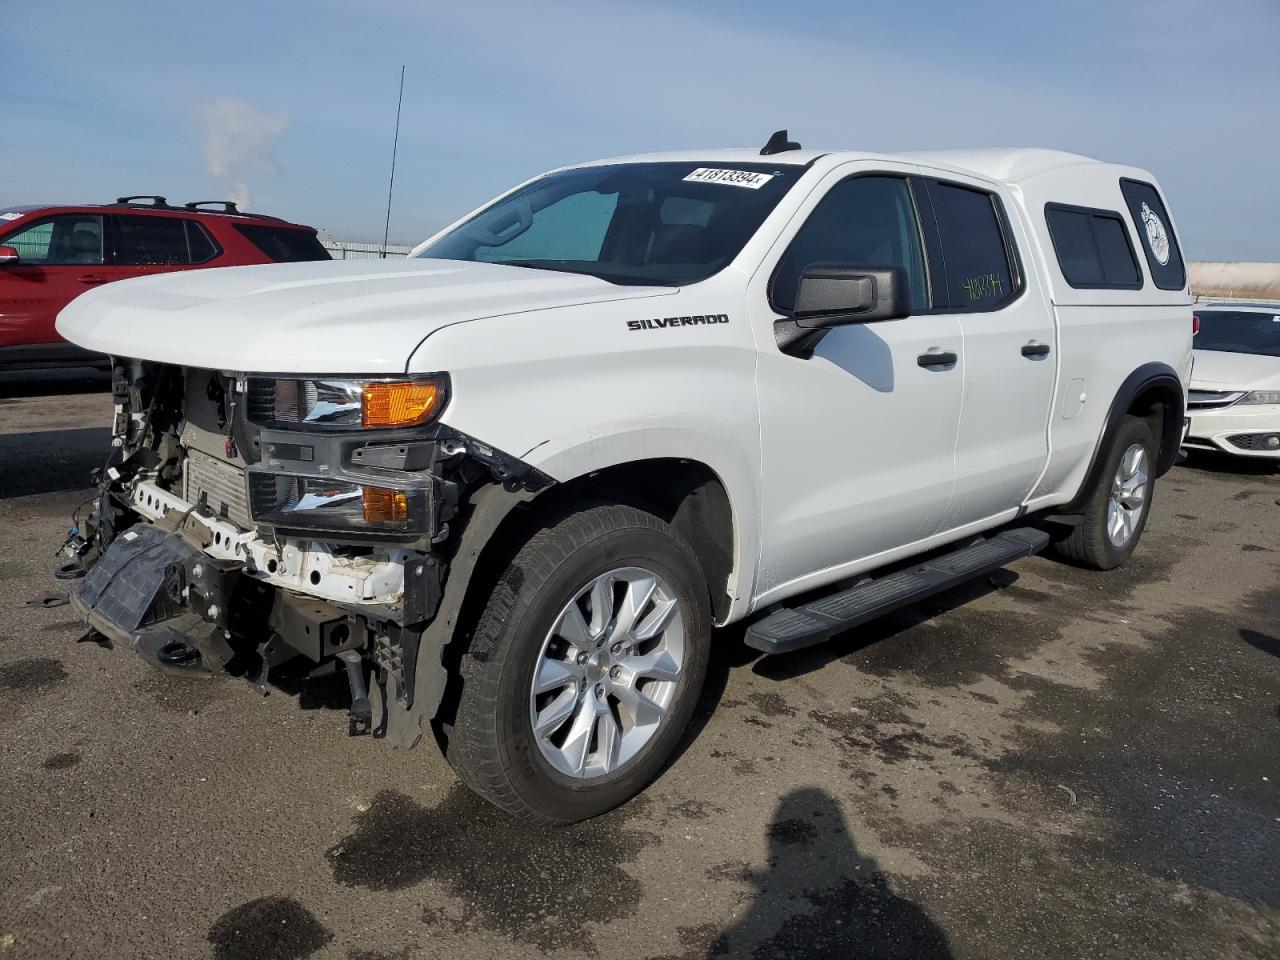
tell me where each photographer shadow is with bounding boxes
[709,788,953,959]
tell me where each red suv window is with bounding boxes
[113,215,220,265]
[4,214,105,264]
[187,222,218,262]
[234,224,331,263]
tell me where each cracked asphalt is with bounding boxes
[0,370,1277,960]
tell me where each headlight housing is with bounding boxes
[248,474,428,534]
[247,375,448,430]
[1238,390,1280,406]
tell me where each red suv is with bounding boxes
[0,197,330,370]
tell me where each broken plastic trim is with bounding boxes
[434,424,554,492]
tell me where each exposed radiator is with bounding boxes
[183,449,252,529]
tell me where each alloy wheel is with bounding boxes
[1106,443,1149,547]
[529,566,685,779]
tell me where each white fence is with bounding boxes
[322,240,414,260]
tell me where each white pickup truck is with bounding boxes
[58,134,1192,822]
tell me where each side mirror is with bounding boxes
[792,264,909,327]
[0,246,19,265]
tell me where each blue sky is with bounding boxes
[3,0,1278,259]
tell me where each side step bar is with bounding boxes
[744,527,1050,655]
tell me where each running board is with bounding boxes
[744,527,1050,655]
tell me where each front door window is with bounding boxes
[3,215,104,265]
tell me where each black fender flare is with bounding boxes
[1063,362,1184,514]
[378,481,541,747]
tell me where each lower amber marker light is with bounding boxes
[362,486,409,524]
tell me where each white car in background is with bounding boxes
[1185,301,1280,460]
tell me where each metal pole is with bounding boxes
[381,65,406,258]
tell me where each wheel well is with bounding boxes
[1127,380,1183,475]
[1058,365,1184,516]
[428,458,737,738]
[448,458,736,652]
[524,459,736,621]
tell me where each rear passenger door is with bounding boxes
[917,175,1056,527]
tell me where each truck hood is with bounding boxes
[56,258,673,373]
[1191,348,1280,391]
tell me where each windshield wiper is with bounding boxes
[490,260,678,287]
[494,259,570,274]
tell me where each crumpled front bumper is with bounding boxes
[71,523,257,673]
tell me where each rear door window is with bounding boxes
[2,214,104,264]
[235,225,331,262]
[1119,178,1185,290]
[923,181,1020,311]
[113,215,192,265]
[184,221,219,263]
[1045,204,1142,289]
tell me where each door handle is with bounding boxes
[77,275,109,285]
[917,350,958,369]
[1021,341,1051,358]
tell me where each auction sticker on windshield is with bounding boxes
[683,168,775,189]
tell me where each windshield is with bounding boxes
[1194,309,1280,358]
[416,161,800,286]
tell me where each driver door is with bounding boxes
[0,214,106,350]
[750,167,964,607]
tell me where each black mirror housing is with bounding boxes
[792,264,909,328]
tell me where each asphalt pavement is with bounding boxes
[0,371,1276,960]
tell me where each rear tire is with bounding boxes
[445,503,711,823]
[1052,415,1156,570]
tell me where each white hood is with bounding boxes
[1191,348,1280,391]
[56,258,671,373]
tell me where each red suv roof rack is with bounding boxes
[184,200,241,215]
[114,195,176,208]
[182,201,284,222]
[106,196,286,222]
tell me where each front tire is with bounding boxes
[1052,415,1156,570]
[445,503,711,823]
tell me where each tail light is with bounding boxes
[1192,314,1201,336]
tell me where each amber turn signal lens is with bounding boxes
[362,485,409,524]
[362,380,443,429]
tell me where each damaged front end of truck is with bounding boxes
[64,359,550,743]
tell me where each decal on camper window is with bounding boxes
[1139,202,1171,266]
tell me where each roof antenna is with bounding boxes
[760,129,801,156]
[381,65,406,259]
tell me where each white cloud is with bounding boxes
[197,97,288,210]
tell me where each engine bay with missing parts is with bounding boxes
[64,358,550,742]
